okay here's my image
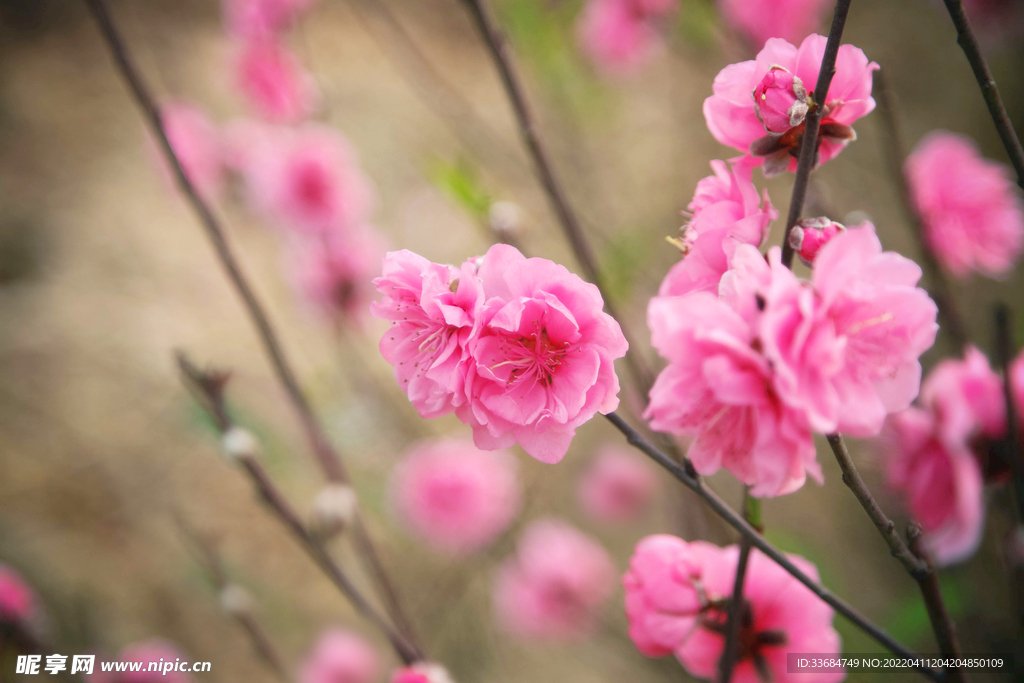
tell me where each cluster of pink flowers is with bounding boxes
[492,518,615,640]
[576,0,676,73]
[717,0,832,49]
[390,438,521,555]
[373,244,628,464]
[298,629,378,683]
[624,535,842,682]
[906,131,1024,279]
[578,447,658,523]
[882,346,1024,565]
[704,34,878,176]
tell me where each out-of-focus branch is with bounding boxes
[780,0,853,268]
[994,304,1024,522]
[176,354,423,665]
[908,526,967,683]
[941,0,1024,191]
[874,71,969,349]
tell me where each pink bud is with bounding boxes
[0,565,36,623]
[788,216,845,266]
[753,66,809,134]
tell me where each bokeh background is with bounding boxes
[1,0,1022,681]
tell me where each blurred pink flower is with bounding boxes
[298,629,378,683]
[578,447,657,523]
[920,346,1006,449]
[290,227,386,324]
[389,663,453,683]
[0,564,36,623]
[1014,350,1024,432]
[116,640,194,683]
[787,216,845,266]
[234,39,317,123]
[242,124,375,235]
[704,34,878,176]
[717,0,832,48]
[576,0,675,73]
[645,291,820,497]
[906,131,1024,278]
[371,251,483,419]
[457,244,628,464]
[223,0,316,39]
[884,408,985,565]
[658,159,776,298]
[151,101,225,200]
[390,438,521,555]
[493,519,615,640]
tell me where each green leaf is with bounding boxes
[429,158,492,221]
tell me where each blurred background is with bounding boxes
[0,0,1022,681]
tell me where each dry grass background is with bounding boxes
[0,0,1022,681]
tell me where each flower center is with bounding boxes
[491,323,573,388]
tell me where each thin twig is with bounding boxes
[177,355,422,665]
[780,0,853,268]
[82,0,418,648]
[718,489,756,683]
[873,71,969,349]
[459,0,654,397]
[994,304,1024,522]
[603,412,942,681]
[908,526,967,683]
[941,0,1024,191]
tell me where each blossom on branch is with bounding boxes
[234,39,318,123]
[299,629,379,683]
[576,0,676,74]
[717,0,832,49]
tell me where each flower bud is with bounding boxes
[219,584,255,617]
[488,201,522,239]
[390,663,455,683]
[753,66,809,134]
[788,217,845,266]
[222,426,261,462]
[309,484,359,540]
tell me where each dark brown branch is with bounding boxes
[908,526,967,683]
[718,490,755,683]
[941,0,1024,191]
[603,412,942,681]
[780,0,853,268]
[874,72,969,349]
[994,304,1024,522]
[82,0,418,649]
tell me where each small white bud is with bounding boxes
[222,427,260,461]
[309,484,359,539]
[219,584,254,617]
[488,200,521,237]
[413,663,455,683]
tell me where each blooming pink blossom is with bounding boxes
[0,564,36,623]
[906,131,1024,278]
[645,291,820,497]
[298,629,378,683]
[457,244,628,464]
[659,159,776,298]
[920,346,1006,449]
[704,34,878,176]
[290,227,386,324]
[787,216,845,266]
[389,663,453,683]
[492,518,615,640]
[717,0,832,48]
[371,251,483,419]
[151,102,225,200]
[115,641,194,683]
[624,537,843,682]
[390,438,521,554]
[884,408,985,565]
[223,0,316,39]
[578,447,657,523]
[234,40,317,123]
[242,124,375,235]
[576,0,675,73]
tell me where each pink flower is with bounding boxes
[920,346,1006,449]
[390,438,521,554]
[659,159,776,298]
[645,291,820,497]
[116,640,194,683]
[151,101,225,200]
[576,0,675,73]
[906,131,1024,278]
[717,0,832,48]
[787,216,845,266]
[457,244,628,464]
[753,67,809,133]
[298,629,378,683]
[242,124,375,235]
[290,227,386,324]
[492,518,615,640]
[389,663,453,683]
[578,447,657,523]
[884,408,985,565]
[234,40,317,123]
[0,564,36,623]
[622,535,709,656]
[223,0,316,39]
[703,34,878,176]
[1014,350,1024,431]
[371,251,483,419]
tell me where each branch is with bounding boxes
[873,71,969,349]
[603,412,943,681]
[994,304,1024,522]
[780,0,853,268]
[718,490,756,683]
[82,0,417,648]
[908,526,967,683]
[941,0,1024,191]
